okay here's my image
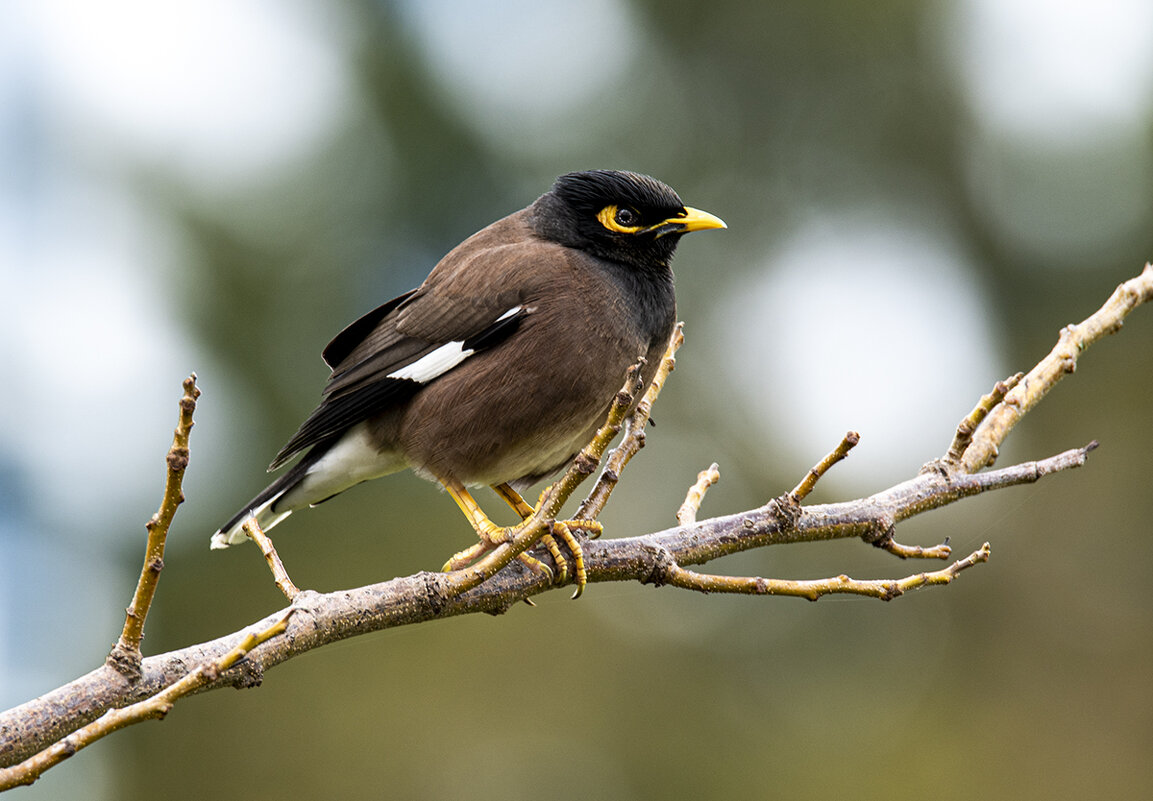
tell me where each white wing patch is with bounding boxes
[387,341,475,383]
[387,306,523,384]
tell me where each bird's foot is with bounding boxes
[441,527,555,581]
[440,480,602,597]
[542,519,600,598]
[440,517,601,598]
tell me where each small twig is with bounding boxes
[789,431,859,502]
[577,323,685,521]
[676,463,721,526]
[243,519,301,601]
[943,374,1023,467]
[106,374,200,680]
[650,430,951,598]
[648,543,990,601]
[785,431,950,559]
[963,264,1153,472]
[0,611,292,791]
[875,537,952,560]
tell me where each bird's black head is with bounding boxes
[529,170,725,272]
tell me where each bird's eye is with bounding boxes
[615,207,639,227]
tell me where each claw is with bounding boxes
[538,532,569,584]
[551,521,587,598]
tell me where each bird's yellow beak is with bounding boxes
[676,206,727,232]
[647,206,727,238]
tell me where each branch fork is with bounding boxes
[637,428,986,601]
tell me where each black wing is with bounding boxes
[268,289,529,470]
[321,289,416,368]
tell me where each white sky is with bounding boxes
[949,0,1153,145]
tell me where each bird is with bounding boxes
[211,169,725,588]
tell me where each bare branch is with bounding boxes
[1,265,1148,781]
[874,536,953,560]
[0,612,291,791]
[961,263,1153,472]
[676,463,720,527]
[647,541,991,601]
[789,431,859,502]
[587,443,1096,583]
[243,519,301,601]
[943,373,1022,467]
[576,323,684,522]
[0,443,1097,770]
[106,374,200,680]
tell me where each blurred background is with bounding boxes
[2,0,1152,798]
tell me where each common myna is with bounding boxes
[211,170,725,585]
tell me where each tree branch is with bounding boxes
[1,264,1150,785]
[676,462,721,527]
[959,263,1153,472]
[105,374,200,680]
[575,323,684,522]
[0,441,1097,772]
[0,612,291,791]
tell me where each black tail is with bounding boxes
[209,457,315,548]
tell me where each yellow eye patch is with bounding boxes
[597,205,643,234]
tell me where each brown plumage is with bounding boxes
[211,170,725,550]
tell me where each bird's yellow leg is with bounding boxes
[440,480,552,579]
[491,483,534,518]
[443,481,503,538]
